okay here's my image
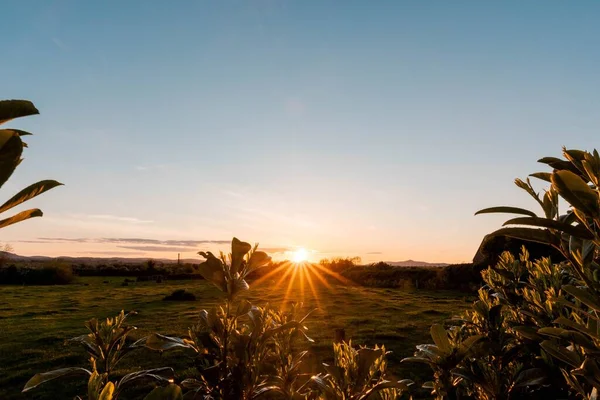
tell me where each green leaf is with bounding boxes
[247,250,271,272]
[22,367,92,392]
[0,132,23,189]
[530,172,553,183]
[144,334,194,351]
[538,157,581,175]
[563,285,600,312]
[143,384,183,400]
[485,227,558,246]
[196,253,226,291]
[430,324,452,354]
[0,100,39,126]
[502,217,594,239]
[231,237,252,275]
[514,368,547,388]
[540,340,582,368]
[475,206,537,217]
[116,368,175,393]
[552,170,599,216]
[0,180,63,214]
[0,208,43,229]
[99,382,115,400]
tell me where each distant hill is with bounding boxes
[384,259,449,267]
[0,252,202,265]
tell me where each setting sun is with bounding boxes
[292,248,309,263]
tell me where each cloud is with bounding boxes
[260,247,292,253]
[36,237,231,247]
[88,215,153,224]
[38,237,90,243]
[52,37,69,51]
[117,245,199,252]
[76,251,145,256]
[366,252,382,255]
[284,97,306,116]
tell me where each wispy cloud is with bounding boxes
[52,37,69,51]
[117,245,198,252]
[366,251,382,255]
[87,215,154,224]
[260,247,292,253]
[36,237,230,247]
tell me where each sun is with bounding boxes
[292,248,309,263]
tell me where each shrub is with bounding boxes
[408,147,600,399]
[0,263,74,285]
[163,289,196,301]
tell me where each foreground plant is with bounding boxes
[145,238,316,399]
[23,311,175,399]
[310,341,411,400]
[0,99,62,229]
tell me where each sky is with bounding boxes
[2,1,600,263]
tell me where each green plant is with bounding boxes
[309,341,411,400]
[0,99,62,229]
[144,238,316,399]
[473,147,600,398]
[23,311,175,399]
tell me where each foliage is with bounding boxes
[309,341,411,400]
[406,147,600,399]
[0,262,74,284]
[23,311,175,399]
[144,238,319,399]
[0,99,61,229]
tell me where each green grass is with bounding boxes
[0,276,472,399]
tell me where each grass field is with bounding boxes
[0,276,472,399]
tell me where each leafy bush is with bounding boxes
[406,147,600,399]
[163,289,196,301]
[23,311,175,399]
[0,263,74,285]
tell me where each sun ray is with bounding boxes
[303,265,322,311]
[299,265,306,302]
[283,265,299,305]
[274,262,296,289]
[252,261,290,288]
[311,263,354,286]
[305,264,332,290]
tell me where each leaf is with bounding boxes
[475,206,537,218]
[538,157,581,175]
[196,254,226,291]
[0,132,23,189]
[514,368,547,388]
[502,217,594,239]
[22,367,92,392]
[0,180,63,214]
[553,316,596,338]
[552,170,599,216]
[231,237,252,275]
[0,208,43,229]
[0,100,39,125]
[356,347,383,383]
[563,285,600,312]
[540,340,581,368]
[143,384,183,400]
[247,250,271,272]
[144,334,194,351]
[99,382,115,400]
[430,324,452,354]
[530,172,553,183]
[116,368,175,394]
[485,227,559,247]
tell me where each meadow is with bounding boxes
[0,275,470,399]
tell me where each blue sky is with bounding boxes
[2,1,600,263]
